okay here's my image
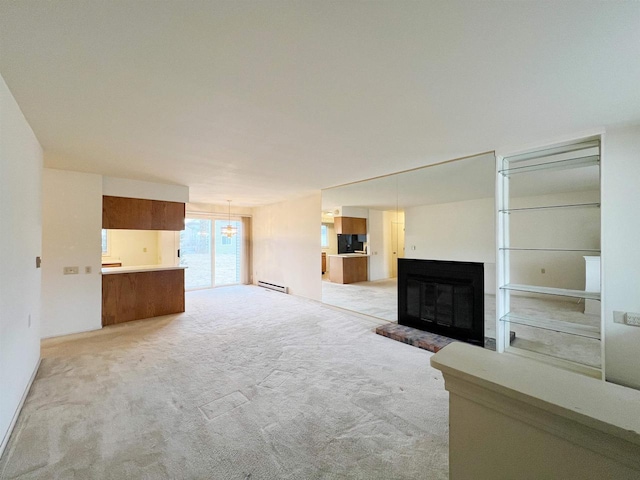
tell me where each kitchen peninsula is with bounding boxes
[101,265,186,326]
[328,254,369,284]
[102,193,186,326]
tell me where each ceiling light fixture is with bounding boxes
[222,200,237,238]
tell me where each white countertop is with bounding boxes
[101,265,187,275]
[430,342,640,446]
[327,254,370,258]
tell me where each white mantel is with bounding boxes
[431,342,640,479]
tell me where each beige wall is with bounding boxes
[105,230,160,267]
[404,197,496,293]
[0,74,43,454]
[252,193,321,300]
[187,202,253,217]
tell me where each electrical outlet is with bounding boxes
[85,266,92,274]
[626,313,640,326]
[63,266,79,275]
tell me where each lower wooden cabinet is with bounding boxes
[329,256,368,284]
[102,269,185,326]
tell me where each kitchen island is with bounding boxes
[101,265,186,326]
[328,254,369,284]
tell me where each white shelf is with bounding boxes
[502,140,600,164]
[499,247,601,253]
[500,283,601,300]
[500,313,601,340]
[499,155,599,176]
[499,202,600,213]
[496,137,602,362]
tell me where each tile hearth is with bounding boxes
[375,323,516,353]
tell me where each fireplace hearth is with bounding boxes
[398,259,484,346]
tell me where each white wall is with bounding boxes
[340,206,368,218]
[42,169,102,338]
[602,125,640,389]
[0,74,42,454]
[404,197,496,293]
[252,193,321,300]
[106,230,160,266]
[103,176,189,203]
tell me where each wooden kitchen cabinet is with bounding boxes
[103,195,185,230]
[329,256,368,284]
[322,252,327,274]
[334,216,367,235]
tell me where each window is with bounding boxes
[101,229,109,256]
[321,224,329,248]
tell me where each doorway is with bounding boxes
[180,217,243,290]
[390,219,405,278]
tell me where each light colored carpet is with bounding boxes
[323,278,601,368]
[322,277,397,322]
[0,286,449,480]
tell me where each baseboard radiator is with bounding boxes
[257,281,288,294]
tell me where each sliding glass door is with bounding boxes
[214,219,241,286]
[180,217,243,290]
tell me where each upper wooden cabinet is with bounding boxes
[334,216,367,235]
[103,196,185,230]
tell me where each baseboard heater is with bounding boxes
[257,281,288,294]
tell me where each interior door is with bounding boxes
[390,220,405,278]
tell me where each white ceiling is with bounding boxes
[1,2,639,206]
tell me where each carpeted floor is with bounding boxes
[0,286,449,480]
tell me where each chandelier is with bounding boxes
[222,200,237,238]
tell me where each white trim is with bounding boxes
[40,326,102,340]
[0,358,41,458]
[186,210,252,218]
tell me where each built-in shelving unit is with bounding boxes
[496,136,602,373]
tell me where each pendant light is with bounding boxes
[222,200,237,238]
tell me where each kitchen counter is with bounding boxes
[102,266,185,326]
[329,255,368,284]
[101,265,186,275]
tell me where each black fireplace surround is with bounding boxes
[398,259,484,346]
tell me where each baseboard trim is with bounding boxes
[41,325,102,340]
[0,357,41,459]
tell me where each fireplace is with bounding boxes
[398,259,484,346]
